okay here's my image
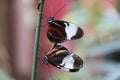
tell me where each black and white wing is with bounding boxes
[47,20,84,43]
[44,45,83,72]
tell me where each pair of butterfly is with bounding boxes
[38,3,84,72]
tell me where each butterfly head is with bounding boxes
[43,55,49,64]
[48,16,54,24]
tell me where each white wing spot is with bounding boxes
[60,54,74,69]
[65,23,78,40]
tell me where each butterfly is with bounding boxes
[37,1,84,43]
[47,16,84,43]
[43,44,83,72]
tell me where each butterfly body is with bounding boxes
[43,45,83,72]
[47,16,84,43]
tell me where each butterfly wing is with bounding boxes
[45,45,83,72]
[59,53,83,72]
[47,20,84,43]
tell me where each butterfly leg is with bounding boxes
[51,43,57,50]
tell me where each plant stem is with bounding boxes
[31,0,45,80]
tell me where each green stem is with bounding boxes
[31,0,45,80]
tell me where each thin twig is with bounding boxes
[31,0,45,80]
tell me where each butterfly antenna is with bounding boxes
[37,46,45,63]
[50,7,55,17]
[54,0,71,17]
[38,46,44,54]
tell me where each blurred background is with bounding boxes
[0,0,120,80]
